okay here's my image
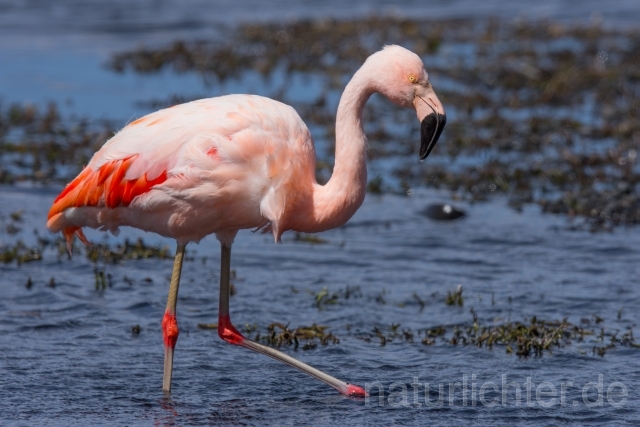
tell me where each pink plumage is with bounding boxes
[47,95,316,247]
[46,45,446,396]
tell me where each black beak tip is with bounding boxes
[420,113,447,160]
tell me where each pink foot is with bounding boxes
[343,384,368,397]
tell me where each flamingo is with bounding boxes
[46,45,446,397]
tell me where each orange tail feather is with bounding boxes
[48,155,169,251]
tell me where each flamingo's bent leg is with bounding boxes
[162,243,186,394]
[217,244,367,397]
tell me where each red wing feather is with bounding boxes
[47,155,168,221]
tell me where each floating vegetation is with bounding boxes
[412,292,426,312]
[311,284,362,309]
[343,285,363,299]
[94,269,108,290]
[357,316,640,358]
[445,285,464,306]
[0,102,114,183]
[314,286,339,308]
[85,238,171,263]
[258,323,339,349]
[0,226,171,268]
[10,211,23,222]
[0,240,41,264]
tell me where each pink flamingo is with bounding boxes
[46,45,446,397]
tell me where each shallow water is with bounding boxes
[2,1,640,426]
[1,185,639,426]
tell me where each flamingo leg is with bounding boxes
[217,244,367,397]
[162,243,186,393]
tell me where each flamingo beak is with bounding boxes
[415,90,446,161]
[420,113,447,160]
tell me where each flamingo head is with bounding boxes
[367,45,447,160]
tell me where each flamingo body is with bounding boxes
[48,95,319,246]
[46,45,447,395]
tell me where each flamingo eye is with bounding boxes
[407,74,417,83]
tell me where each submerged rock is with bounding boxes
[424,203,466,220]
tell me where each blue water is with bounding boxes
[1,2,640,426]
[2,184,639,425]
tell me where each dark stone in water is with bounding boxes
[424,203,466,220]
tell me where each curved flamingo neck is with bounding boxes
[301,67,374,233]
